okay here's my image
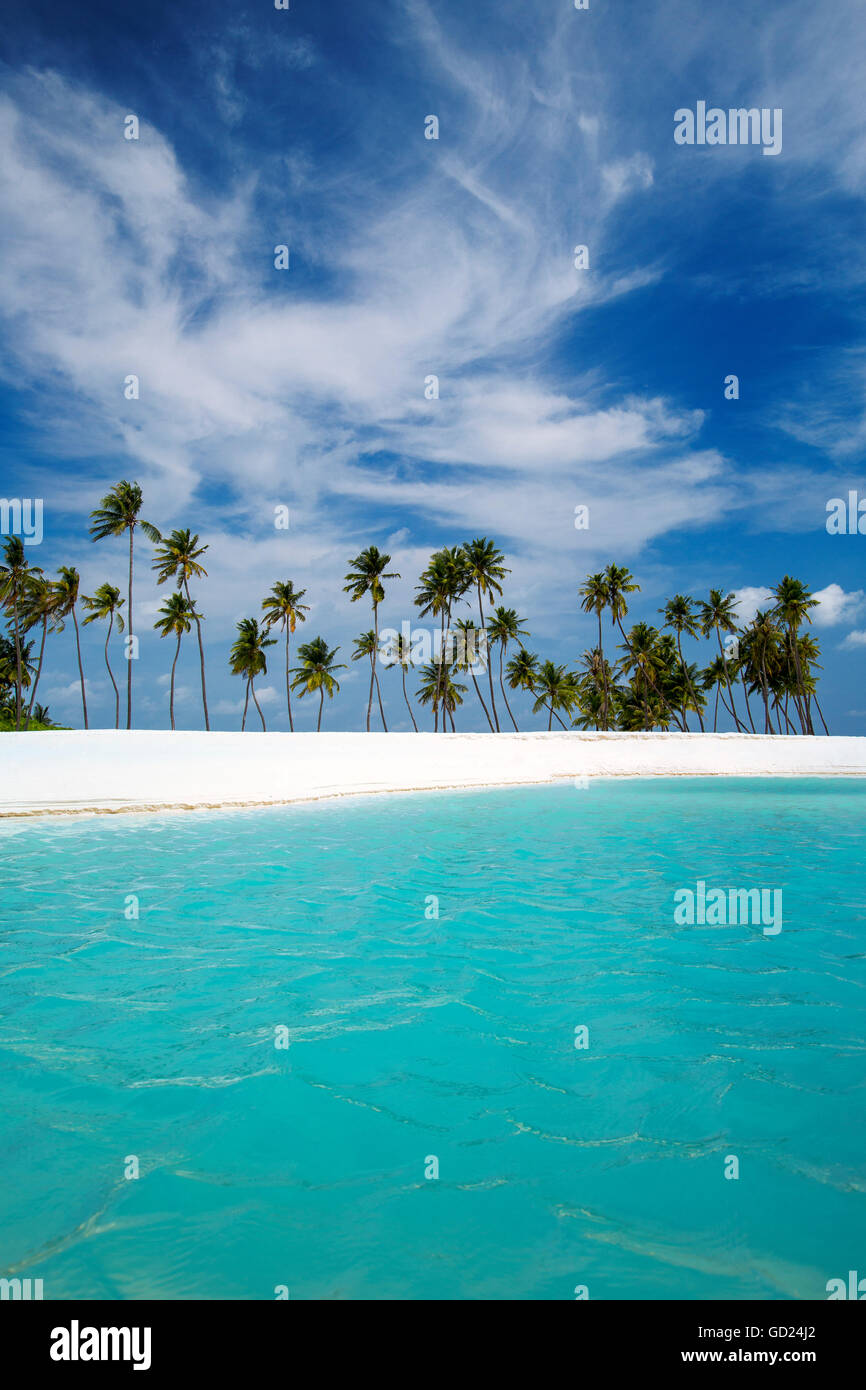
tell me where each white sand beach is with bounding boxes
[2,730,866,818]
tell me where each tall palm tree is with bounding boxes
[82,583,125,729]
[0,537,38,730]
[230,617,275,731]
[262,580,309,731]
[352,629,389,730]
[702,656,733,733]
[388,628,418,731]
[290,636,345,731]
[772,576,819,735]
[579,573,612,729]
[487,606,530,731]
[153,592,194,731]
[89,481,160,729]
[415,660,466,729]
[415,549,473,731]
[740,610,783,733]
[453,617,494,729]
[660,594,705,731]
[532,660,576,730]
[616,622,667,730]
[798,632,829,735]
[343,547,400,731]
[54,566,88,729]
[152,528,211,730]
[505,646,540,723]
[698,590,747,732]
[19,572,58,731]
[461,538,509,731]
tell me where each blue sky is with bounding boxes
[1,0,865,731]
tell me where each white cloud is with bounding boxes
[842,630,866,649]
[732,587,774,626]
[812,583,866,627]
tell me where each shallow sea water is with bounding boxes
[1,778,864,1299]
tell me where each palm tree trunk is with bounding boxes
[478,585,499,730]
[72,605,88,729]
[677,632,704,731]
[499,648,519,730]
[285,627,294,732]
[104,611,120,729]
[715,626,746,731]
[788,627,814,734]
[365,603,376,731]
[24,615,48,731]
[758,658,774,733]
[813,693,830,735]
[242,679,250,731]
[184,578,209,731]
[127,525,134,729]
[712,684,720,732]
[434,612,445,732]
[12,593,22,730]
[470,667,494,729]
[169,633,181,730]
[401,666,418,731]
[597,609,610,729]
[740,673,757,732]
[251,679,266,731]
[317,685,324,732]
[374,670,388,731]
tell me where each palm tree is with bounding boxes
[19,572,58,731]
[698,590,747,732]
[772,576,819,735]
[616,622,667,730]
[388,628,419,731]
[739,611,783,733]
[453,617,495,729]
[0,537,38,730]
[54,566,88,729]
[661,595,705,731]
[532,660,576,730]
[82,583,125,729]
[579,573,613,729]
[230,617,276,731]
[262,580,309,730]
[487,606,530,731]
[152,529,211,730]
[415,549,473,731]
[153,592,194,730]
[462,538,509,731]
[505,646,540,723]
[343,547,400,731]
[89,481,160,729]
[415,660,467,728]
[290,636,345,731]
[352,629,389,730]
[798,632,829,735]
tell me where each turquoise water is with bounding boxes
[1,778,865,1301]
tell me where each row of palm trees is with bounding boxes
[0,479,827,734]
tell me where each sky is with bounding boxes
[1,0,865,732]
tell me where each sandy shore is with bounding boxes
[2,730,866,819]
